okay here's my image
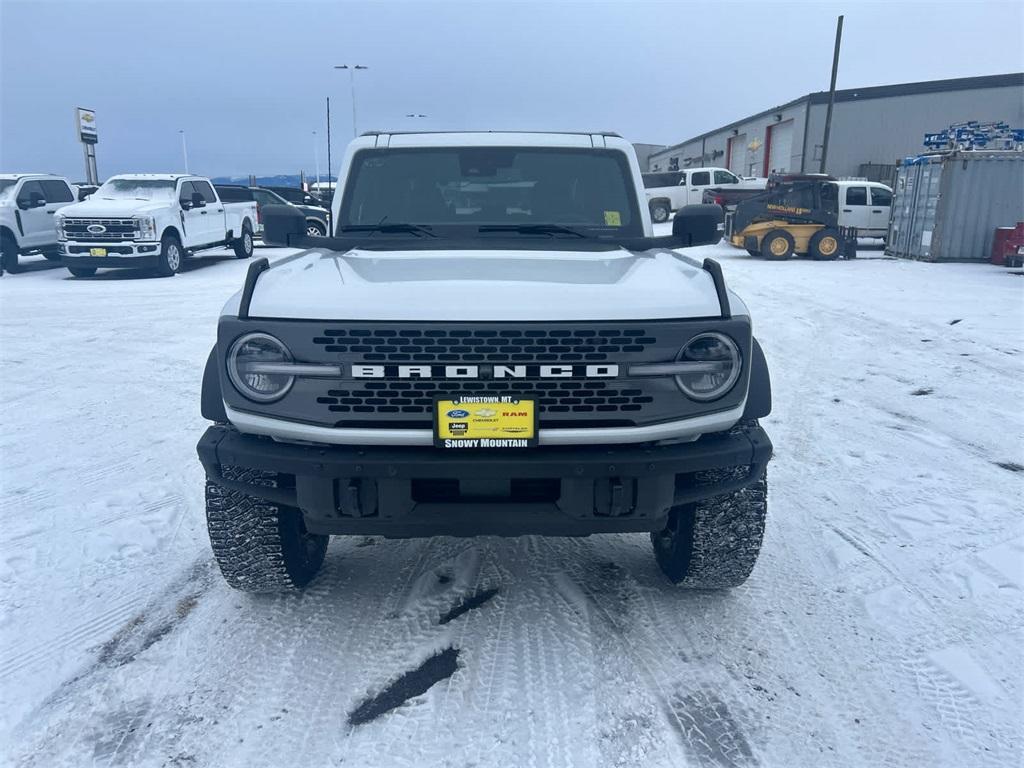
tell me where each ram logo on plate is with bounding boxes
[446,409,470,418]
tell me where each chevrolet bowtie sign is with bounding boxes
[77,108,98,144]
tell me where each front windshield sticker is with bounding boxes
[604,211,622,226]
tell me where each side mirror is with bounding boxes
[263,204,309,247]
[191,192,206,208]
[672,204,724,247]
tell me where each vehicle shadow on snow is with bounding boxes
[62,254,242,281]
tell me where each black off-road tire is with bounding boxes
[651,465,767,588]
[232,223,254,259]
[808,228,842,261]
[650,201,671,224]
[1,232,19,274]
[205,466,329,593]
[68,266,97,278]
[761,229,795,261]
[156,233,183,277]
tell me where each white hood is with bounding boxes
[59,198,169,218]
[242,247,724,321]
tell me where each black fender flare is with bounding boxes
[742,337,772,420]
[201,345,228,422]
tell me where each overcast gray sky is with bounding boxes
[1,0,1021,180]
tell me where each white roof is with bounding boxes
[0,173,62,180]
[107,173,193,181]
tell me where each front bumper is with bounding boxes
[61,241,160,269]
[197,422,772,537]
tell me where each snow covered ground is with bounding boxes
[1,242,1022,767]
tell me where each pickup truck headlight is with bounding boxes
[674,333,741,401]
[135,216,157,240]
[227,333,295,402]
[55,214,66,241]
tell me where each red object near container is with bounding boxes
[991,222,1024,266]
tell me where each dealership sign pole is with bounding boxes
[76,107,99,185]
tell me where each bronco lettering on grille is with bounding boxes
[350,364,619,379]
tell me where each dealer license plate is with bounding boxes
[434,396,537,449]
[89,247,107,257]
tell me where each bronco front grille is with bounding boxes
[317,379,654,416]
[312,327,657,363]
[219,318,751,432]
[63,218,137,241]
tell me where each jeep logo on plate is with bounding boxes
[86,224,106,234]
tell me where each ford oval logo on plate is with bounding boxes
[87,224,106,234]
[446,409,470,418]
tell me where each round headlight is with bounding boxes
[227,333,294,402]
[674,333,741,401]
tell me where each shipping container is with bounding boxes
[886,151,1024,262]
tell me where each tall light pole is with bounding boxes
[313,130,321,187]
[334,64,368,138]
[179,130,189,173]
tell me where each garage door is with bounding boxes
[766,120,794,174]
[727,134,747,174]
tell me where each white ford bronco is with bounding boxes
[197,132,773,593]
[58,174,257,277]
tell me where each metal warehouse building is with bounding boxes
[648,73,1024,182]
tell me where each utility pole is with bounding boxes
[819,15,843,174]
[313,130,321,187]
[326,96,333,229]
[334,64,368,138]
[179,130,190,173]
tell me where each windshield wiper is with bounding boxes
[477,224,587,238]
[338,223,436,238]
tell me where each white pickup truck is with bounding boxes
[0,174,78,274]
[57,174,257,277]
[197,131,774,594]
[643,167,765,223]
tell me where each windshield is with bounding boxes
[95,178,177,201]
[0,179,16,200]
[339,147,641,237]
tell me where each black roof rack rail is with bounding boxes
[702,258,731,319]
[358,130,625,138]
[238,257,269,320]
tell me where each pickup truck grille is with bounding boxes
[62,218,137,241]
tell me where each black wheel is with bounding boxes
[305,220,326,237]
[1,232,19,274]
[232,224,254,259]
[760,229,795,261]
[206,467,329,593]
[808,228,842,261]
[68,266,97,278]
[156,233,183,276]
[651,463,767,588]
[650,201,671,224]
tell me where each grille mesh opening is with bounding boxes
[317,379,653,415]
[313,327,656,363]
